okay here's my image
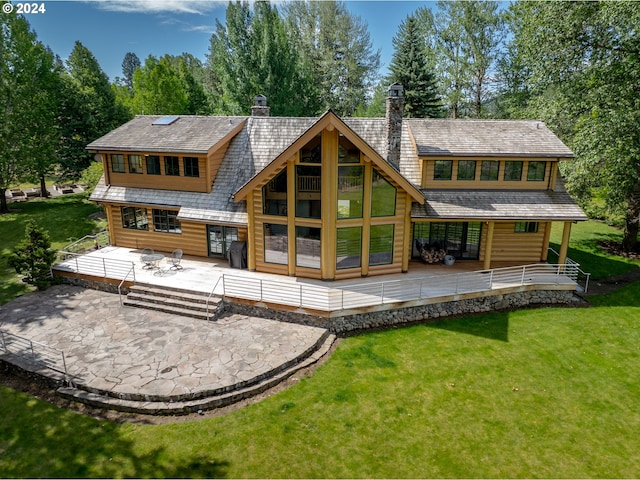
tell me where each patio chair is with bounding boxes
[170,249,183,270]
[141,248,154,269]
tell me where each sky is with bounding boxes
[23,0,435,82]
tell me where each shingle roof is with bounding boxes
[86,115,247,154]
[406,119,574,158]
[412,188,588,221]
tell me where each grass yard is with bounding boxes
[549,220,639,279]
[1,281,639,478]
[0,194,105,305]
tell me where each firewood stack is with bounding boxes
[420,247,447,264]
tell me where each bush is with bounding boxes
[9,219,57,291]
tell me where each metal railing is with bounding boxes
[205,275,225,319]
[218,263,582,312]
[0,329,67,375]
[547,247,591,292]
[118,264,137,305]
[55,252,135,280]
[58,230,110,260]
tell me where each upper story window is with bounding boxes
[184,157,200,177]
[457,160,476,181]
[434,160,453,180]
[480,160,499,181]
[153,209,181,233]
[296,165,321,219]
[263,169,287,216]
[164,156,180,176]
[121,206,148,230]
[128,154,143,174]
[338,134,360,164]
[527,161,546,181]
[300,134,321,163]
[111,154,125,173]
[504,161,523,181]
[371,169,396,217]
[146,155,161,175]
[338,166,364,219]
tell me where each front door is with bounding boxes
[207,225,238,257]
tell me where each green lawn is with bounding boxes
[0,194,105,305]
[549,220,639,279]
[1,281,639,478]
[2,202,640,477]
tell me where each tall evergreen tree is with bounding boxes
[389,14,442,118]
[57,41,130,178]
[130,55,189,114]
[284,0,381,116]
[121,52,141,92]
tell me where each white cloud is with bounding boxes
[90,0,225,15]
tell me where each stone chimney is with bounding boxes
[251,94,270,117]
[385,83,403,168]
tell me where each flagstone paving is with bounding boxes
[0,285,330,404]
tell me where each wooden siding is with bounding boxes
[480,221,548,263]
[105,152,209,193]
[421,158,557,190]
[107,204,208,256]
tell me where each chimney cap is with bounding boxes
[254,94,267,106]
[387,83,403,97]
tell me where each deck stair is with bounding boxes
[123,283,223,321]
[56,330,336,415]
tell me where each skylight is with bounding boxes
[152,116,179,126]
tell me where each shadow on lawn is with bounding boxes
[0,387,230,478]
[428,311,510,343]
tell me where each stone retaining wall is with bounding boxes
[58,275,130,295]
[221,289,583,334]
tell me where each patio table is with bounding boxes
[141,253,164,269]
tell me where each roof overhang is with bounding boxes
[412,189,588,222]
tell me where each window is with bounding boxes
[121,207,148,230]
[128,154,143,174]
[263,169,288,216]
[296,226,321,269]
[371,169,396,217]
[515,222,539,233]
[337,166,364,219]
[300,134,321,163]
[338,134,360,163]
[336,227,362,269]
[457,160,476,180]
[504,161,523,181]
[480,160,499,181]
[434,160,453,180]
[264,223,288,265]
[111,154,125,173]
[146,155,161,175]
[296,165,321,219]
[152,209,181,233]
[184,157,200,177]
[164,156,180,176]
[370,224,394,265]
[527,161,546,181]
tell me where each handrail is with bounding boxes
[58,230,109,259]
[205,275,224,319]
[54,252,134,280]
[547,247,591,292]
[0,329,67,375]
[220,262,585,311]
[118,264,137,305]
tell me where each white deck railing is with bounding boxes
[54,252,135,281]
[0,329,67,375]
[219,263,581,312]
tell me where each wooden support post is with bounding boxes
[541,221,552,261]
[483,221,495,270]
[287,158,296,275]
[401,195,412,272]
[246,195,256,271]
[558,221,572,266]
[361,159,372,277]
[321,128,338,280]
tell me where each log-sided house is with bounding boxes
[88,85,587,281]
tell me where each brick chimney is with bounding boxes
[385,83,403,168]
[251,94,270,117]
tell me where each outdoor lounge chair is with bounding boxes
[170,249,183,270]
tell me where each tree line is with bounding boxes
[1,0,638,250]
